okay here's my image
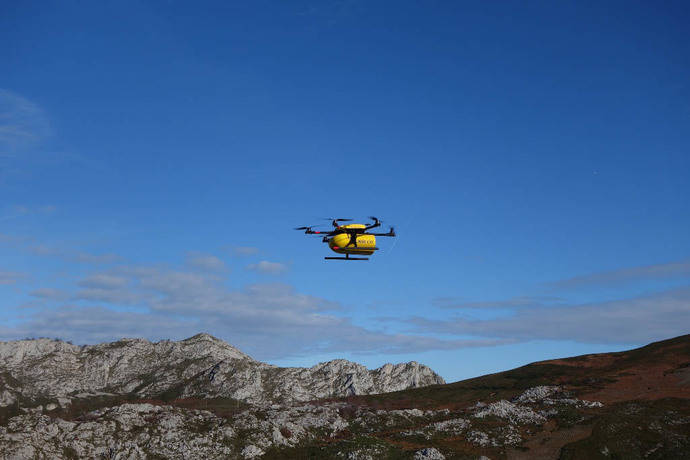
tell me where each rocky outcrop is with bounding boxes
[0,385,605,459]
[0,333,444,406]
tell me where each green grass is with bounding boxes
[559,398,690,460]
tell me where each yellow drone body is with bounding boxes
[295,218,396,261]
[329,224,377,256]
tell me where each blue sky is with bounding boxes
[1,0,689,382]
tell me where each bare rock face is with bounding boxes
[0,385,607,459]
[0,401,352,459]
[0,333,445,406]
[0,334,446,458]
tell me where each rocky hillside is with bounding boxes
[0,334,688,459]
[0,333,444,407]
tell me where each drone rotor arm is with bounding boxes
[368,227,396,237]
[295,226,338,236]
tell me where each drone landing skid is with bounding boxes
[325,255,369,261]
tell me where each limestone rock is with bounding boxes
[0,334,445,406]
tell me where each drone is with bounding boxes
[295,216,396,261]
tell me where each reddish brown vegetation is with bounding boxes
[535,335,690,403]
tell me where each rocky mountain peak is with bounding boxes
[175,333,255,361]
[0,333,444,406]
[184,332,221,342]
[0,337,80,366]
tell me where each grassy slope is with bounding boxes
[344,334,690,411]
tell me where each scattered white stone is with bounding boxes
[414,447,446,459]
[474,400,546,425]
[515,386,561,403]
[581,400,603,408]
[407,408,425,417]
[0,390,16,407]
[498,424,522,446]
[402,417,470,439]
[467,430,493,447]
[242,444,264,458]
[346,449,377,460]
[515,386,603,409]
[20,405,43,414]
[431,417,470,432]
[465,424,521,448]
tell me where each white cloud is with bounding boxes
[185,252,227,271]
[29,245,121,265]
[411,287,690,345]
[72,252,121,264]
[72,288,150,305]
[9,264,505,359]
[0,270,26,285]
[0,233,29,245]
[1,204,57,220]
[0,306,194,344]
[0,89,51,156]
[230,246,260,256]
[547,259,690,289]
[432,295,564,309]
[0,304,510,360]
[29,288,69,300]
[17,258,690,359]
[78,274,129,289]
[246,260,288,275]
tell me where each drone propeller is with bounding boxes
[295,226,335,237]
[368,216,382,227]
[324,217,353,228]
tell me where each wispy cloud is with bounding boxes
[9,263,507,359]
[230,246,260,257]
[29,245,122,265]
[78,274,129,289]
[0,306,192,344]
[0,305,512,358]
[432,295,564,309]
[0,204,56,222]
[30,279,145,304]
[0,270,26,285]
[0,89,51,156]
[14,254,690,358]
[0,232,31,245]
[412,287,690,345]
[29,288,70,300]
[547,259,690,289]
[246,260,289,275]
[185,251,227,271]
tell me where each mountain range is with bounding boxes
[0,333,688,459]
